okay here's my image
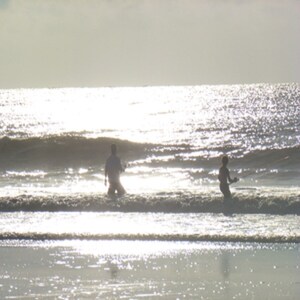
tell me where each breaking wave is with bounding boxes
[0,136,149,169]
[0,232,298,243]
[0,192,299,215]
[0,136,299,171]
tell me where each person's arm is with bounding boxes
[121,162,127,172]
[227,168,238,184]
[118,157,125,173]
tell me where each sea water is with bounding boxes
[0,84,299,207]
[0,84,299,236]
[0,84,299,298]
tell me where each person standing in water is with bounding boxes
[218,155,238,203]
[104,144,126,196]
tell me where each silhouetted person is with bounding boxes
[218,155,238,204]
[105,144,126,196]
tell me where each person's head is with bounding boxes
[221,155,229,166]
[111,144,117,155]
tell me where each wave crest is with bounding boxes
[0,136,148,169]
[0,232,298,243]
[0,192,299,215]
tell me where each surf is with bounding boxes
[0,191,299,215]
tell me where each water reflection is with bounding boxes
[220,250,231,299]
[106,260,119,280]
[220,251,230,279]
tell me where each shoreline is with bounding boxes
[0,234,299,244]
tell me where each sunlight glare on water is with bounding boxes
[0,84,299,203]
[1,212,299,243]
[2,84,299,153]
[1,86,223,145]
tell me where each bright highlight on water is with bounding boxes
[0,83,299,299]
[0,83,299,238]
[0,84,299,215]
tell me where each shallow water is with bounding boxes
[0,211,299,243]
[0,240,299,299]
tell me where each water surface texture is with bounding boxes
[0,83,299,299]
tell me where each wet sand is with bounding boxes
[0,240,299,299]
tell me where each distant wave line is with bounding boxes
[0,232,298,244]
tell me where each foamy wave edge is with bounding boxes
[0,232,299,244]
[1,193,299,215]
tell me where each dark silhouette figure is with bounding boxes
[218,156,238,205]
[105,144,126,196]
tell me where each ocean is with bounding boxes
[0,83,299,298]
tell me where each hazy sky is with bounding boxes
[0,0,299,88]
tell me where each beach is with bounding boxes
[0,240,299,299]
[0,211,299,299]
